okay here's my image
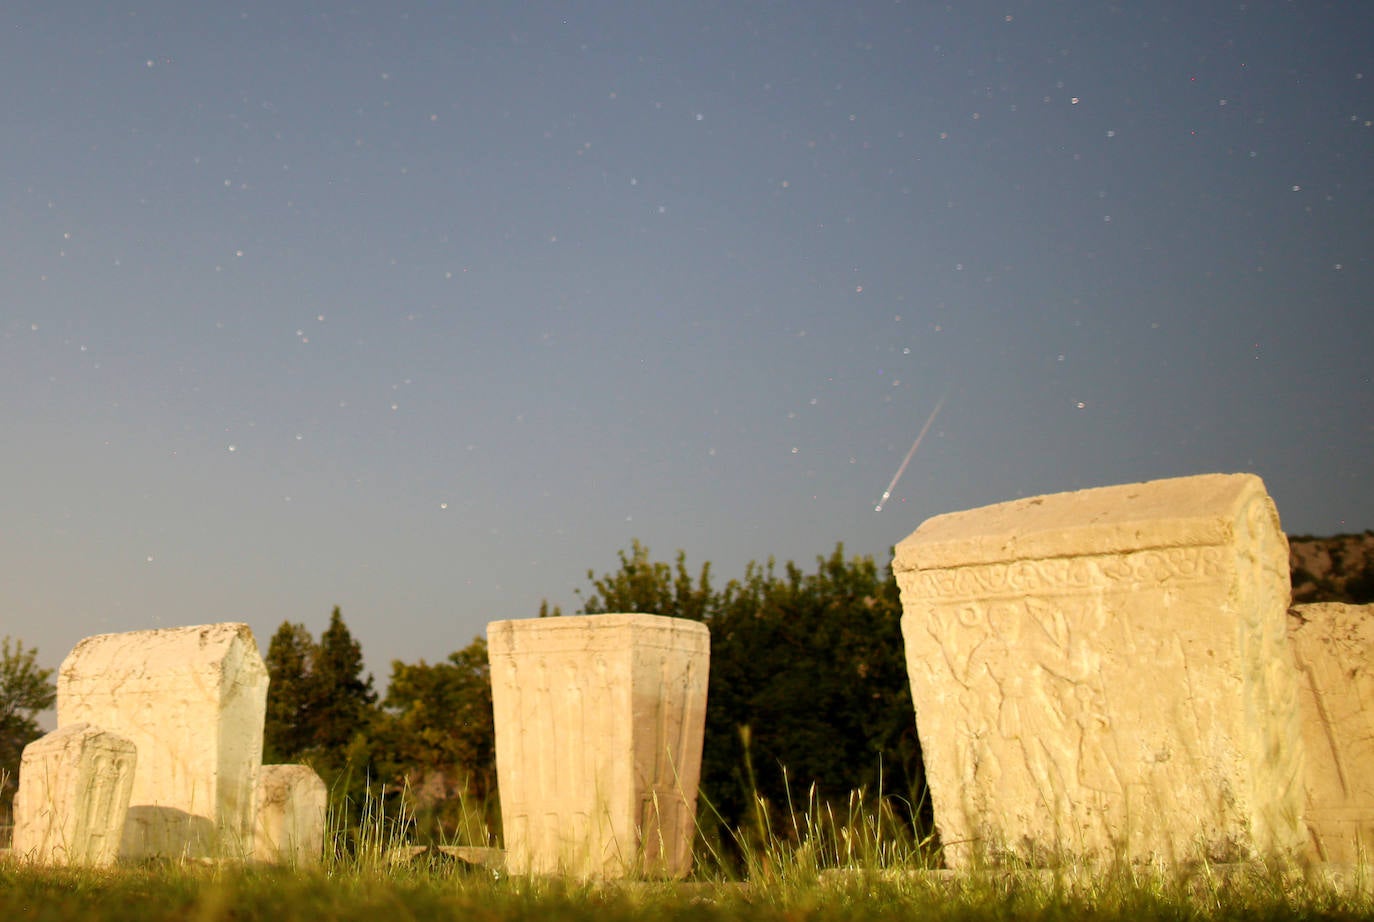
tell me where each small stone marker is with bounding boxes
[488,613,710,878]
[894,473,1305,868]
[57,622,269,860]
[1289,602,1374,864]
[11,723,137,866]
[253,764,328,866]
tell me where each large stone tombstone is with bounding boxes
[488,613,710,878]
[894,473,1305,868]
[1288,602,1374,863]
[57,623,269,860]
[253,764,328,866]
[11,724,137,866]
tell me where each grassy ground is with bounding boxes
[2,859,1374,922]
[3,787,1372,920]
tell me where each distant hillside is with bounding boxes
[1289,531,1374,605]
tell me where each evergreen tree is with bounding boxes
[261,608,379,772]
[261,608,383,851]
[307,607,378,766]
[262,622,317,763]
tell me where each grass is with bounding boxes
[3,856,1373,922]
[4,782,1374,921]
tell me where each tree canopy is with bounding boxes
[263,621,316,764]
[261,609,499,845]
[262,608,378,775]
[0,637,57,818]
[370,637,497,841]
[253,544,929,847]
[578,541,928,842]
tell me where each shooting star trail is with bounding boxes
[874,394,945,512]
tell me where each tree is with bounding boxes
[574,542,929,848]
[261,608,379,773]
[261,609,384,852]
[308,606,378,762]
[576,538,717,623]
[0,637,57,818]
[372,637,497,842]
[263,622,317,763]
[701,547,926,840]
[379,637,495,792]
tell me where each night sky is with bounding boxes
[3,2,1371,693]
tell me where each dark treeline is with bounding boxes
[261,542,927,851]
[263,606,497,845]
[574,542,929,852]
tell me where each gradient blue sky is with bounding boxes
[4,2,1371,697]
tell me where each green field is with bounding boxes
[3,858,1373,922]
[3,783,1371,920]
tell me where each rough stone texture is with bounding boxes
[1289,602,1374,863]
[253,764,328,866]
[11,724,137,866]
[488,613,710,878]
[56,623,269,860]
[893,473,1305,868]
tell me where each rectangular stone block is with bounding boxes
[56,622,269,860]
[894,473,1304,868]
[487,613,710,878]
[1289,602,1374,864]
[11,724,137,866]
[253,764,328,866]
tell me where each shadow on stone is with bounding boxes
[121,806,222,861]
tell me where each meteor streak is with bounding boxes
[874,395,945,512]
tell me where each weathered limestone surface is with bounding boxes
[894,473,1304,868]
[57,623,269,860]
[11,724,137,866]
[1289,602,1374,863]
[253,764,328,866]
[488,613,710,878]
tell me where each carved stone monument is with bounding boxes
[11,723,137,866]
[894,473,1305,868]
[1289,602,1374,864]
[253,764,328,866]
[488,613,710,878]
[57,622,269,860]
